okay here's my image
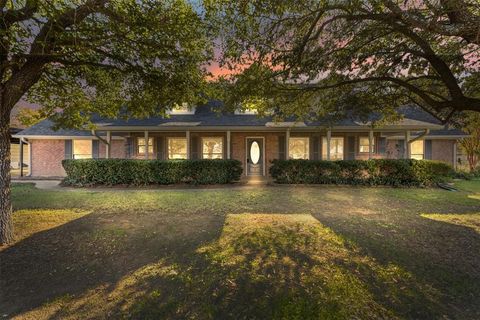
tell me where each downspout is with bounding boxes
[408,129,430,143]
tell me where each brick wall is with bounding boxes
[30,139,66,177]
[98,139,127,159]
[386,140,403,159]
[28,134,457,177]
[432,139,455,165]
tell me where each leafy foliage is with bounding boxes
[458,112,480,171]
[1,0,213,128]
[62,159,243,186]
[206,0,480,123]
[15,108,45,127]
[269,159,453,186]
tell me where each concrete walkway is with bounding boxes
[12,179,62,190]
[12,176,272,191]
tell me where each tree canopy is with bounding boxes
[206,0,480,124]
[1,0,212,128]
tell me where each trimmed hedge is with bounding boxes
[62,159,243,186]
[269,159,453,187]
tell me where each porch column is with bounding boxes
[106,131,111,159]
[368,129,374,159]
[286,129,290,159]
[19,138,24,177]
[404,130,411,159]
[144,131,149,159]
[326,129,331,160]
[226,131,231,159]
[186,130,190,159]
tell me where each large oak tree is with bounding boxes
[0,0,212,244]
[206,0,480,123]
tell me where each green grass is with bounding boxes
[2,182,480,319]
[421,213,480,233]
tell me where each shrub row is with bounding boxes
[269,159,453,187]
[62,159,243,186]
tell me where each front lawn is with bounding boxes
[2,182,480,319]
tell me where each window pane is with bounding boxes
[359,137,374,153]
[411,140,424,159]
[168,138,187,159]
[202,137,223,159]
[289,137,309,159]
[73,140,92,159]
[138,137,154,154]
[322,137,344,160]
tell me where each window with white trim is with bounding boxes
[359,136,375,153]
[288,137,310,159]
[137,137,154,155]
[73,140,92,159]
[410,140,424,160]
[168,138,188,159]
[322,137,344,160]
[202,137,223,159]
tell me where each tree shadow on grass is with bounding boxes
[0,210,226,318]
[3,208,480,319]
[309,210,480,319]
[60,213,471,320]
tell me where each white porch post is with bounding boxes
[286,129,290,159]
[144,131,149,160]
[186,130,190,159]
[368,129,374,159]
[106,131,111,159]
[326,129,331,160]
[19,139,24,177]
[404,130,411,159]
[226,131,231,159]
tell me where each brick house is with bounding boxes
[14,102,468,178]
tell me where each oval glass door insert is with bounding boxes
[250,141,260,164]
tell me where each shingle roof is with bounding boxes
[16,120,94,137]
[15,101,462,137]
[427,128,467,137]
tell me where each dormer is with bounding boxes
[234,102,258,115]
[167,103,196,115]
[235,108,258,115]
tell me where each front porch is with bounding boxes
[64,128,432,178]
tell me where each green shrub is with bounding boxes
[62,159,243,186]
[269,159,453,187]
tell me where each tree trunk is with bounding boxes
[0,108,13,245]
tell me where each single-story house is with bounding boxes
[13,102,468,178]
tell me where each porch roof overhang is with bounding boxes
[93,123,443,132]
[11,134,125,140]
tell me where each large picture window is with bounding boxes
[202,137,223,159]
[322,137,344,160]
[410,140,424,160]
[168,138,187,159]
[359,136,375,153]
[73,140,92,159]
[137,137,154,155]
[288,137,310,159]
